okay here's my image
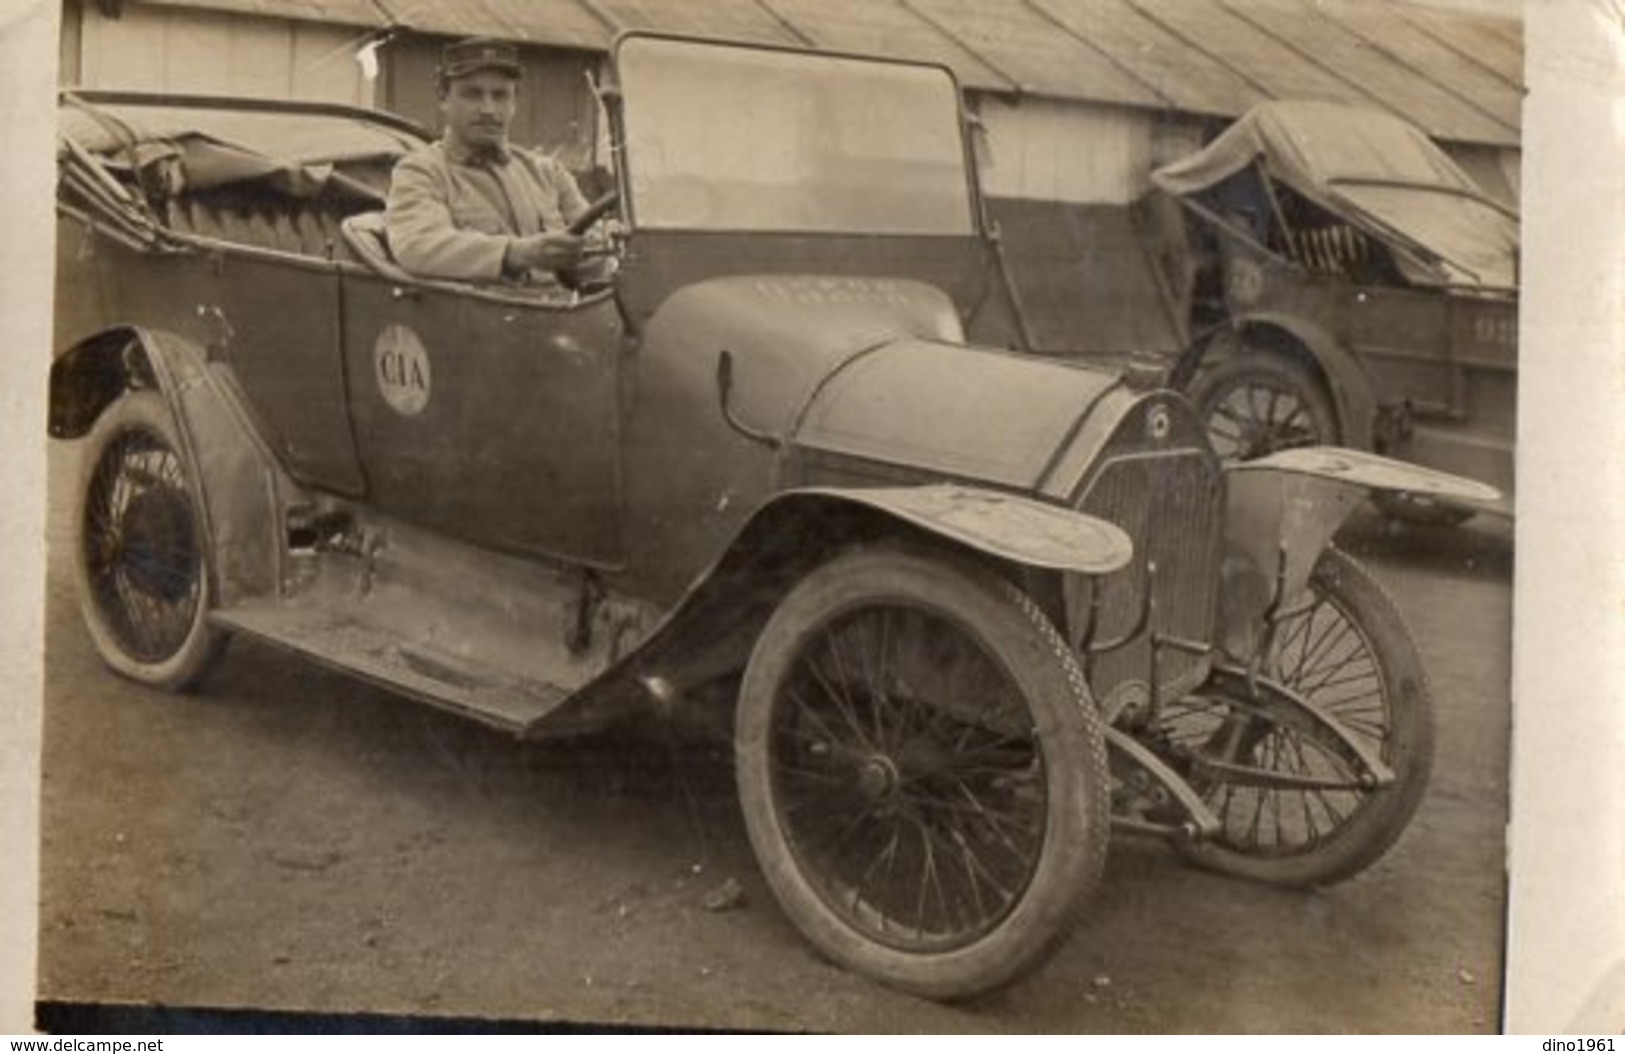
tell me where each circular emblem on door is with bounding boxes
[374,324,431,416]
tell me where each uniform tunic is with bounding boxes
[385,139,591,281]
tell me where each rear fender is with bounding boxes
[1219,447,1501,644]
[52,326,298,606]
[50,328,146,441]
[547,485,1132,730]
[1178,313,1377,450]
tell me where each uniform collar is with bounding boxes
[443,137,512,167]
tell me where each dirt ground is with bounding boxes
[35,442,1513,1033]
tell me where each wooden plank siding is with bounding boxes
[976,96,1180,204]
[69,2,374,104]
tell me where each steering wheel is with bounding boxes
[568,190,620,237]
[557,190,621,293]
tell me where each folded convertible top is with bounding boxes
[1153,100,1518,289]
[59,93,429,202]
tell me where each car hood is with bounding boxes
[788,339,1121,491]
[636,274,1127,497]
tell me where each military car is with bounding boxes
[1153,100,1519,524]
[52,34,1497,998]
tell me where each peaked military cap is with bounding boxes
[438,37,523,80]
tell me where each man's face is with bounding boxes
[440,70,518,150]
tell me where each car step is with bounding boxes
[212,603,568,734]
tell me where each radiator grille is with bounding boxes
[1074,447,1223,707]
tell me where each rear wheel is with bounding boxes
[1166,550,1433,886]
[1189,350,1338,462]
[74,389,225,690]
[735,546,1110,999]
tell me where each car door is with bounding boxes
[340,269,628,569]
[1346,285,1461,418]
[174,247,366,496]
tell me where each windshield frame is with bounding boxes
[604,31,986,239]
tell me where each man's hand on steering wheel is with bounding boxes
[568,190,620,237]
[502,192,621,286]
[504,231,585,274]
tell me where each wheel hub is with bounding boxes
[118,487,197,602]
[855,755,901,801]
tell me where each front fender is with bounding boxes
[533,484,1131,735]
[798,485,1132,576]
[1222,446,1501,618]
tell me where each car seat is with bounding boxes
[340,211,415,283]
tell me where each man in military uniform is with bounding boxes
[386,37,592,282]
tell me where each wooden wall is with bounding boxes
[973,95,1207,205]
[63,0,374,105]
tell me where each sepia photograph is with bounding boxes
[6,0,1609,1034]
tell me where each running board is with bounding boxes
[210,509,664,736]
[212,604,569,733]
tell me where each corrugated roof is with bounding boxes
[901,0,1166,104]
[1389,3,1525,88]
[375,0,613,50]
[1030,0,1268,116]
[1312,0,1522,130]
[1126,0,1383,107]
[591,0,804,47]
[136,0,388,28]
[761,0,1014,92]
[129,0,1524,146]
[1216,0,1515,145]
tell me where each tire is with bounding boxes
[1188,350,1338,462]
[74,389,226,691]
[735,545,1110,999]
[1171,550,1433,886]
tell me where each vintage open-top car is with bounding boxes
[52,33,1499,999]
[1151,100,1519,523]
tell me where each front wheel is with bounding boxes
[1168,550,1433,886]
[73,389,226,691]
[1188,350,1338,462]
[735,546,1110,999]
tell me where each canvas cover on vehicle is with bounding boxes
[58,99,427,201]
[1152,100,1517,289]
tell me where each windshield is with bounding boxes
[614,36,976,235]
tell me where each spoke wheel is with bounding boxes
[1189,351,1338,462]
[74,389,225,690]
[1166,550,1433,886]
[736,546,1109,999]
